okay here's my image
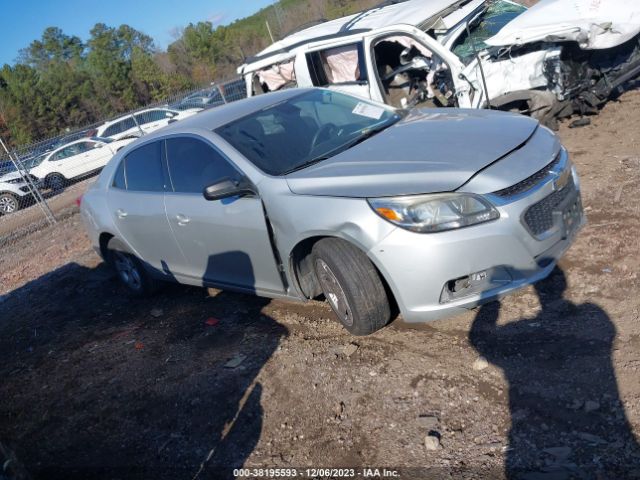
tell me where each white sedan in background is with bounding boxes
[29,137,135,191]
[95,107,201,141]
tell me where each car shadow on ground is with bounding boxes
[0,252,288,480]
[469,267,640,478]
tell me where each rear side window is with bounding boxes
[123,141,165,192]
[306,43,367,87]
[166,137,238,194]
[136,110,171,125]
[103,122,122,138]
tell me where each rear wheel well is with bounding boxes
[289,236,398,313]
[99,232,114,262]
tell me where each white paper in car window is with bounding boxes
[352,102,385,120]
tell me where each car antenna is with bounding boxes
[465,20,491,109]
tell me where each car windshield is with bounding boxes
[215,90,401,176]
[452,0,527,65]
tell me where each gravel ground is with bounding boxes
[0,90,639,480]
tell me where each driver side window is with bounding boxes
[372,34,456,109]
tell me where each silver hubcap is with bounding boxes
[316,258,353,327]
[113,251,142,291]
[0,196,17,214]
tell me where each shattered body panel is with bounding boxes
[238,0,640,125]
[486,0,640,50]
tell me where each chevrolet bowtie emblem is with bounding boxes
[553,168,571,191]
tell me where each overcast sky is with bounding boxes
[0,0,274,65]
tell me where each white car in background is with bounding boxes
[0,170,39,215]
[96,107,201,140]
[29,137,135,191]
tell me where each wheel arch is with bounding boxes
[98,231,115,262]
[288,235,398,312]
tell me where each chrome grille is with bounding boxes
[523,176,576,236]
[493,153,561,198]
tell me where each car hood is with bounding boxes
[285,109,539,198]
[0,171,22,183]
[486,0,640,50]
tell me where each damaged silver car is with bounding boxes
[80,89,584,335]
[238,0,640,127]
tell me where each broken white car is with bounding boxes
[238,0,640,127]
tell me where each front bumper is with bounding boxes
[367,160,584,323]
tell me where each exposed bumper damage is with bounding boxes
[486,0,640,128]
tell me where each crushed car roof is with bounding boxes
[487,0,640,50]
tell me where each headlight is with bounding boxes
[368,193,499,233]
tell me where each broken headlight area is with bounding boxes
[368,193,499,233]
[440,267,512,303]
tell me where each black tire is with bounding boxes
[0,192,20,215]
[312,238,391,336]
[106,237,158,297]
[46,173,66,192]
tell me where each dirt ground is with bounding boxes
[1,88,639,480]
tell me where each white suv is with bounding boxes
[0,170,39,215]
[96,108,201,140]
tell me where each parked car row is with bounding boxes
[169,80,247,112]
[1,107,203,215]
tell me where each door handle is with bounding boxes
[116,209,128,219]
[176,214,190,226]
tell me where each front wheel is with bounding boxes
[0,193,20,215]
[312,238,391,336]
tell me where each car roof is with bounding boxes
[140,88,312,140]
[98,107,174,130]
[241,0,480,68]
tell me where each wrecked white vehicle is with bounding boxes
[238,0,640,127]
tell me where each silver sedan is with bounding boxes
[80,88,584,335]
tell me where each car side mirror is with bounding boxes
[203,177,255,201]
[95,143,104,148]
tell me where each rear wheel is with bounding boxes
[312,238,391,336]
[106,238,158,296]
[46,173,66,192]
[0,193,19,215]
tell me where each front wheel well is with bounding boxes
[289,236,398,312]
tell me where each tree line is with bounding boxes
[0,0,379,147]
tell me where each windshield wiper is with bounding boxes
[282,155,333,175]
[283,120,398,175]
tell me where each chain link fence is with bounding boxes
[0,76,247,246]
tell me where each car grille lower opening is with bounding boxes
[523,176,576,237]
